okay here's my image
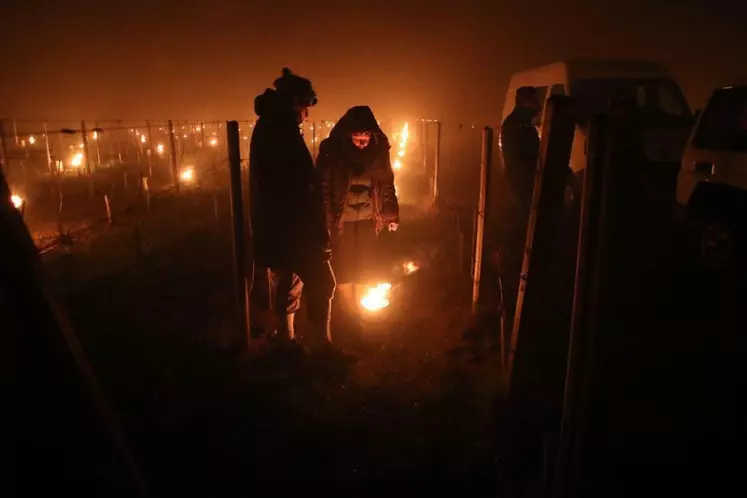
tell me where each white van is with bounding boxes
[676,84,747,268]
[502,60,693,200]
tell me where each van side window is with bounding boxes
[550,84,566,96]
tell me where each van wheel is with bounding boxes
[700,222,736,271]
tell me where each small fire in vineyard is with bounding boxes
[360,282,392,312]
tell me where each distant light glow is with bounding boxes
[140,134,147,144]
[10,194,24,209]
[156,143,165,154]
[393,159,402,170]
[209,138,218,147]
[28,135,36,145]
[180,167,195,182]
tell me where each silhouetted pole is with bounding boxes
[93,123,102,169]
[81,120,95,200]
[146,120,154,177]
[421,120,428,175]
[0,121,10,181]
[433,120,442,204]
[506,95,576,390]
[472,126,493,314]
[227,121,252,350]
[311,122,317,158]
[167,120,178,191]
[81,120,92,175]
[553,115,607,498]
[43,121,53,174]
[0,163,149,497]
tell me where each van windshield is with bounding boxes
[691,87,747,152]
[571,78,692,120]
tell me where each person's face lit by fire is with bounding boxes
[351,131,372,149]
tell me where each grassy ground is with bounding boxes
[31,185,744,496]
[41,191,507,495]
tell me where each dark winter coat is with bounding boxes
[249,89,330,269]
[316,106,399,233]
[500,107,540,206]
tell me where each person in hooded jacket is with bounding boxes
[249,68,339,355]
[316,106,399,323]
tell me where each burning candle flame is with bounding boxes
[360,282,392,312]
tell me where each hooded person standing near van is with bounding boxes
[498,86,542,312]
[316,106,399,325]
[501,86,542,217]
[249,68,342,358]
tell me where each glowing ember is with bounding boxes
[10,194,24,209]
[403,261,420,275]
[179,167,195,182]
[360,282,392,312]
[70,152,84,167]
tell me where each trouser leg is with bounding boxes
[269,268,303,341]
[296,260,336,346]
